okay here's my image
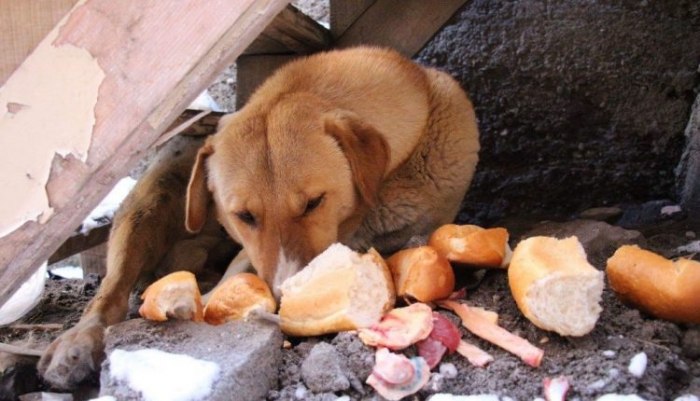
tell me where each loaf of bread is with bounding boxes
[606,245,700,324]
[386,246,455,302]
[428,224,512,268]
[203,273,276,325]
[139,271,204,322]
[279,243,396,337]
[508,236,604,336]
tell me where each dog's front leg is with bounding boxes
[201,249,253,304]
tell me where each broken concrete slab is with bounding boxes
[99,318,282,401]
[301,342,356,393]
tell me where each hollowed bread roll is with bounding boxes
[203,273,276,325]
[428,224,512,268]
[139,271,204,322]
[606,245,700,324]
[386,246,455,302]
[508,236,604,336]
[279,243,396,337]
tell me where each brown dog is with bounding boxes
[38,46,479,389]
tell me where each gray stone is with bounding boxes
[521,219,645,268]
[18,393,73,401]
[301,343,350,393]
[578,207,623,223]
[0,352,41,400]
[682,327,700,360]
[99,318,282,401]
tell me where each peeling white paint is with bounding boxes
[0,0,104,238]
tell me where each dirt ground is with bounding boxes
[1,209,699,400]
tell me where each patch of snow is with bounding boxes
[81,177,137,235]
[628,352,647,378]
[187,90,222,112]
[0,262,47,325]
[602,350,616,357]
[596,395,647,401]
[294,385,307,399]
[90,397,117,401]
[661,205,682,216]
[677,240,700,254]
[109,348,220,401]
[439,362,458,379]
[428,395,502,401]
[335,397,351,401]
[50,265,84,279]
[674,396,699,401]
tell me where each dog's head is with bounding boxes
[185,94,389,297]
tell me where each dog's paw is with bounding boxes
[38,318,106,390]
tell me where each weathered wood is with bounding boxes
[334,0,467,57]
[48,223,110,265]
[245,4,332,55]
[0,0,292,307]
[329,0,375,39]
[0,0,77,85]
[80,242,107,277]
[236,54,299,109]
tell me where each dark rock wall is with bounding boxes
[416,0,700,224]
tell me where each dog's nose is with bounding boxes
[271,248,302,301]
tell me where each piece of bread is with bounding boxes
[428,224,512,268]
[386,246,455,302]
[139,271,204,322]
[606,245,700,324]
[508,236,604,336]
[203,273,276,325]
[279,243,396,337]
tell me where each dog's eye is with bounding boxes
[304,194,325,216]
[236,210,256,226]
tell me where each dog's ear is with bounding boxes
[185,141,214,233]
[324,111,390,206]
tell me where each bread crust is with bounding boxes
[428,224,510,268]
[386,246,454,302]
[139,271,204,322]
[606,245,700,324]
[203,273,276,325]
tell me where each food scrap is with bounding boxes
[358,303,434,350]
[139,271,203,322]
[456,340,494,368]
[440,300,544,367]
[366,348,431,401]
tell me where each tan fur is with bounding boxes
[38,46,479,389]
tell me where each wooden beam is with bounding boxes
[236,54,299,109]
[0,0,78,85]
[0,0,291,307]
[334,0,467,57]
[245,4,332,55]
[329,0,375,39]
[48,223,110,265]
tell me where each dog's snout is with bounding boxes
[268,248,302,300]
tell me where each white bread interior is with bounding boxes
[279,243,396,336]
[508,236,604,336]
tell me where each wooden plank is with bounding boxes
[0,0,291,307]
[49,223,110,265]
[80,242,107,277]
[334,0,467,57]
[236,54,299,109]
[329,0,375,39]
[0,0,78,85]
[245,4,332,55]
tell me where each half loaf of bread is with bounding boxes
[428,224,512,268]
[279,243,396,337]
[387,246,455,302]
[508,236,604,336]
[606,245,700,324]
[139,271,204,322]
[203,273,276,325]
